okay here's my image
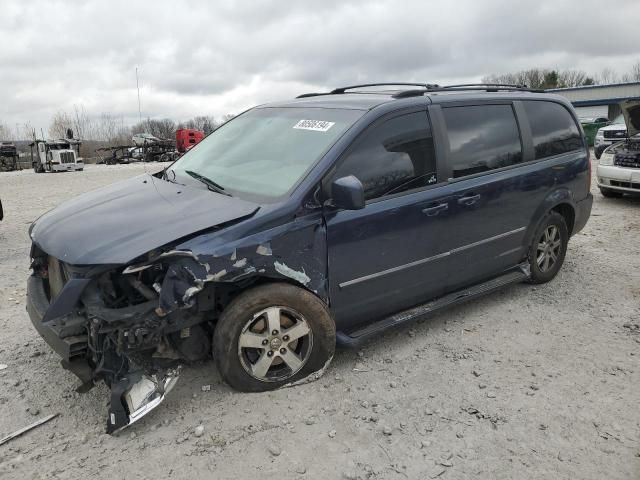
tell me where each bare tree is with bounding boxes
[0,122,12,140]
[72,104,94,140]
[597,67,618,85]
[131,118,176,139]
[482,68,550,89]
[21,122,35,141]
[558,70,588,87]
[629,61,640,81]
[48,111,74,139]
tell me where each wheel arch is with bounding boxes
[550,202,576,236]
[523,188,577,252]
[210,275,331,322]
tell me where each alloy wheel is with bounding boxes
[237,306,313,382]
[536,225,561,273]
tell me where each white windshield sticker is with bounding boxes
[293,119,335,132]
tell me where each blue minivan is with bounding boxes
[27,83,592,432]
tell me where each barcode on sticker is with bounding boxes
[293,119,335,132]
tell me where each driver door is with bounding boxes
[324,110,451,331]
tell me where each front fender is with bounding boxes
[148,213,329,315]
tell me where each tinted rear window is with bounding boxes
[523,101,583,159]
[442,105,523,179]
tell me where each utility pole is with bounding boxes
[136,67,142,124]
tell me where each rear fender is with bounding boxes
[522,187,576,251]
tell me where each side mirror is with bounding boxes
[330,175,365,210]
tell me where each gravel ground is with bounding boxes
[0,162,638,480]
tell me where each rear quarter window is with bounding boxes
[523,101,583,159]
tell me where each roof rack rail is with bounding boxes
[296,83,440,98]
[296,92,334,99]
[297,82,546,100]
[442,83,527,89]
[432,83,545,93]
[330,83,440,94]
[392,83,546,97]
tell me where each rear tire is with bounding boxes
[599,187,622,198]
[528,211,568,284]
[214,283,335,392]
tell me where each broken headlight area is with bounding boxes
[62,255,216,433]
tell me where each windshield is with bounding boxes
[169,107,363,202]
[612,114,625,125]
[48,143,70,150]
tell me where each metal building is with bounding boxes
[548,82,640,119]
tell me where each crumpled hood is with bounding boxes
[30,173,259,265]
[621,99,640,137]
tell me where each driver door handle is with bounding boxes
[422,203,448,216]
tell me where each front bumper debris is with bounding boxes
[108,370,180,434]
[26,272,181,433]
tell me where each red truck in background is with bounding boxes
[175,129,205,153]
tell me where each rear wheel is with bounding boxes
[214,283,335,392]
[599,187,623,198]
[528,211,568,284]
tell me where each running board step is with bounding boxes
[336,263,530,348]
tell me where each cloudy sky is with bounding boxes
[1,0,639,136]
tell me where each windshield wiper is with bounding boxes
[184,170,231,196]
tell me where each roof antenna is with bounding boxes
[136,67,142,124]
[136,66,150,177]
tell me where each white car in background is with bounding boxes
[596,100,640,197]
[594,114,627,159]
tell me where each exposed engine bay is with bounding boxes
[30,249,232,433]
[610,137,640,169]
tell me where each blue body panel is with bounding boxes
[28,89,593,339]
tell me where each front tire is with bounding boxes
[214,283,335,392]
[528,211,568,284]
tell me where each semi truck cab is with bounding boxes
[31,139,84,173]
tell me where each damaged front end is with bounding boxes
[27,248,218,434]
[27,202,329,434]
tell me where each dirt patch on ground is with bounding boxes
[0,162,638,479]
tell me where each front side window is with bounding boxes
[169,107,364,202]
[523,101,583,159]
[331,112,437,201]
[443,105,523,179]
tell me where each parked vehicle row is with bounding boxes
[580,116,610,147]
[594,114,628,159]
[30,139,84,173]
[26,82,592,432]
[0,141,19,171]
[596,100,640,197]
